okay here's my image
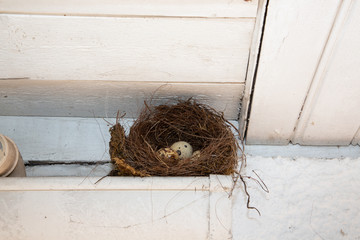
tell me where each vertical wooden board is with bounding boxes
[0,15,254,83]
[238,0,267,139]
[246,0,340,144]
[293,0,360,145]
[0,0,259,18]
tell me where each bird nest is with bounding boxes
[109,100,240,177]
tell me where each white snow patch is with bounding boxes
[233,156,360,240]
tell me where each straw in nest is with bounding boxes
[109,99,239,177]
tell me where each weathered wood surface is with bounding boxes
[0,80,244,119]
[0,176,232,240]
[0,14,254,83]
[0,0,258,18]
[246,0,349,145]
[0,177,209,240]
[238,0,268,139]
[293,0,360,145]
[0,116,115,162]
[25,163,112,177]
[0,116,240,162]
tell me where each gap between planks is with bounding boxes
[0,12,256,20]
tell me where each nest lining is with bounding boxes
[109,100,239,176]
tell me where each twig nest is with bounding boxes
[170,141,193,160]
[109,99,238,176]
[156,147,179,160]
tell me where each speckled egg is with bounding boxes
[170,141,193,160]
[191,150,201,161]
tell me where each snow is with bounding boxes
[233,154,360,240]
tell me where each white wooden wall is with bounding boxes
[245,0,360,145]
[2,2,360,240]
[0,3,258,238]
[0,0,258,120]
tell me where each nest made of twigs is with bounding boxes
[109,99,239,177]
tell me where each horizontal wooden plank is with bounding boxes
[0,116,116,162]
[0,0,258,18]
[25,163,113,177]
[0,186,210,240]
[0,80,244,119]
[0,116,240,163]
[0,176,231,239]
[246,0,340,144]
[0,14,254,83]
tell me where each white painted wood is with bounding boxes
[245,144,360,159]
[246,0,341,144]
[25,163,113,177]
[0,14,254,83]
[0,116,240,163]
[293,0,360,145]
[0,179,209,240]
[209,175,232,239]
[0,176,232,239]
[0,0,258,18]
[0,191,208,239]
[0,176,210,191]
[239,0,267,139]
[25,143,360,177]
[0,116,116,162]
[0,80,244,119]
